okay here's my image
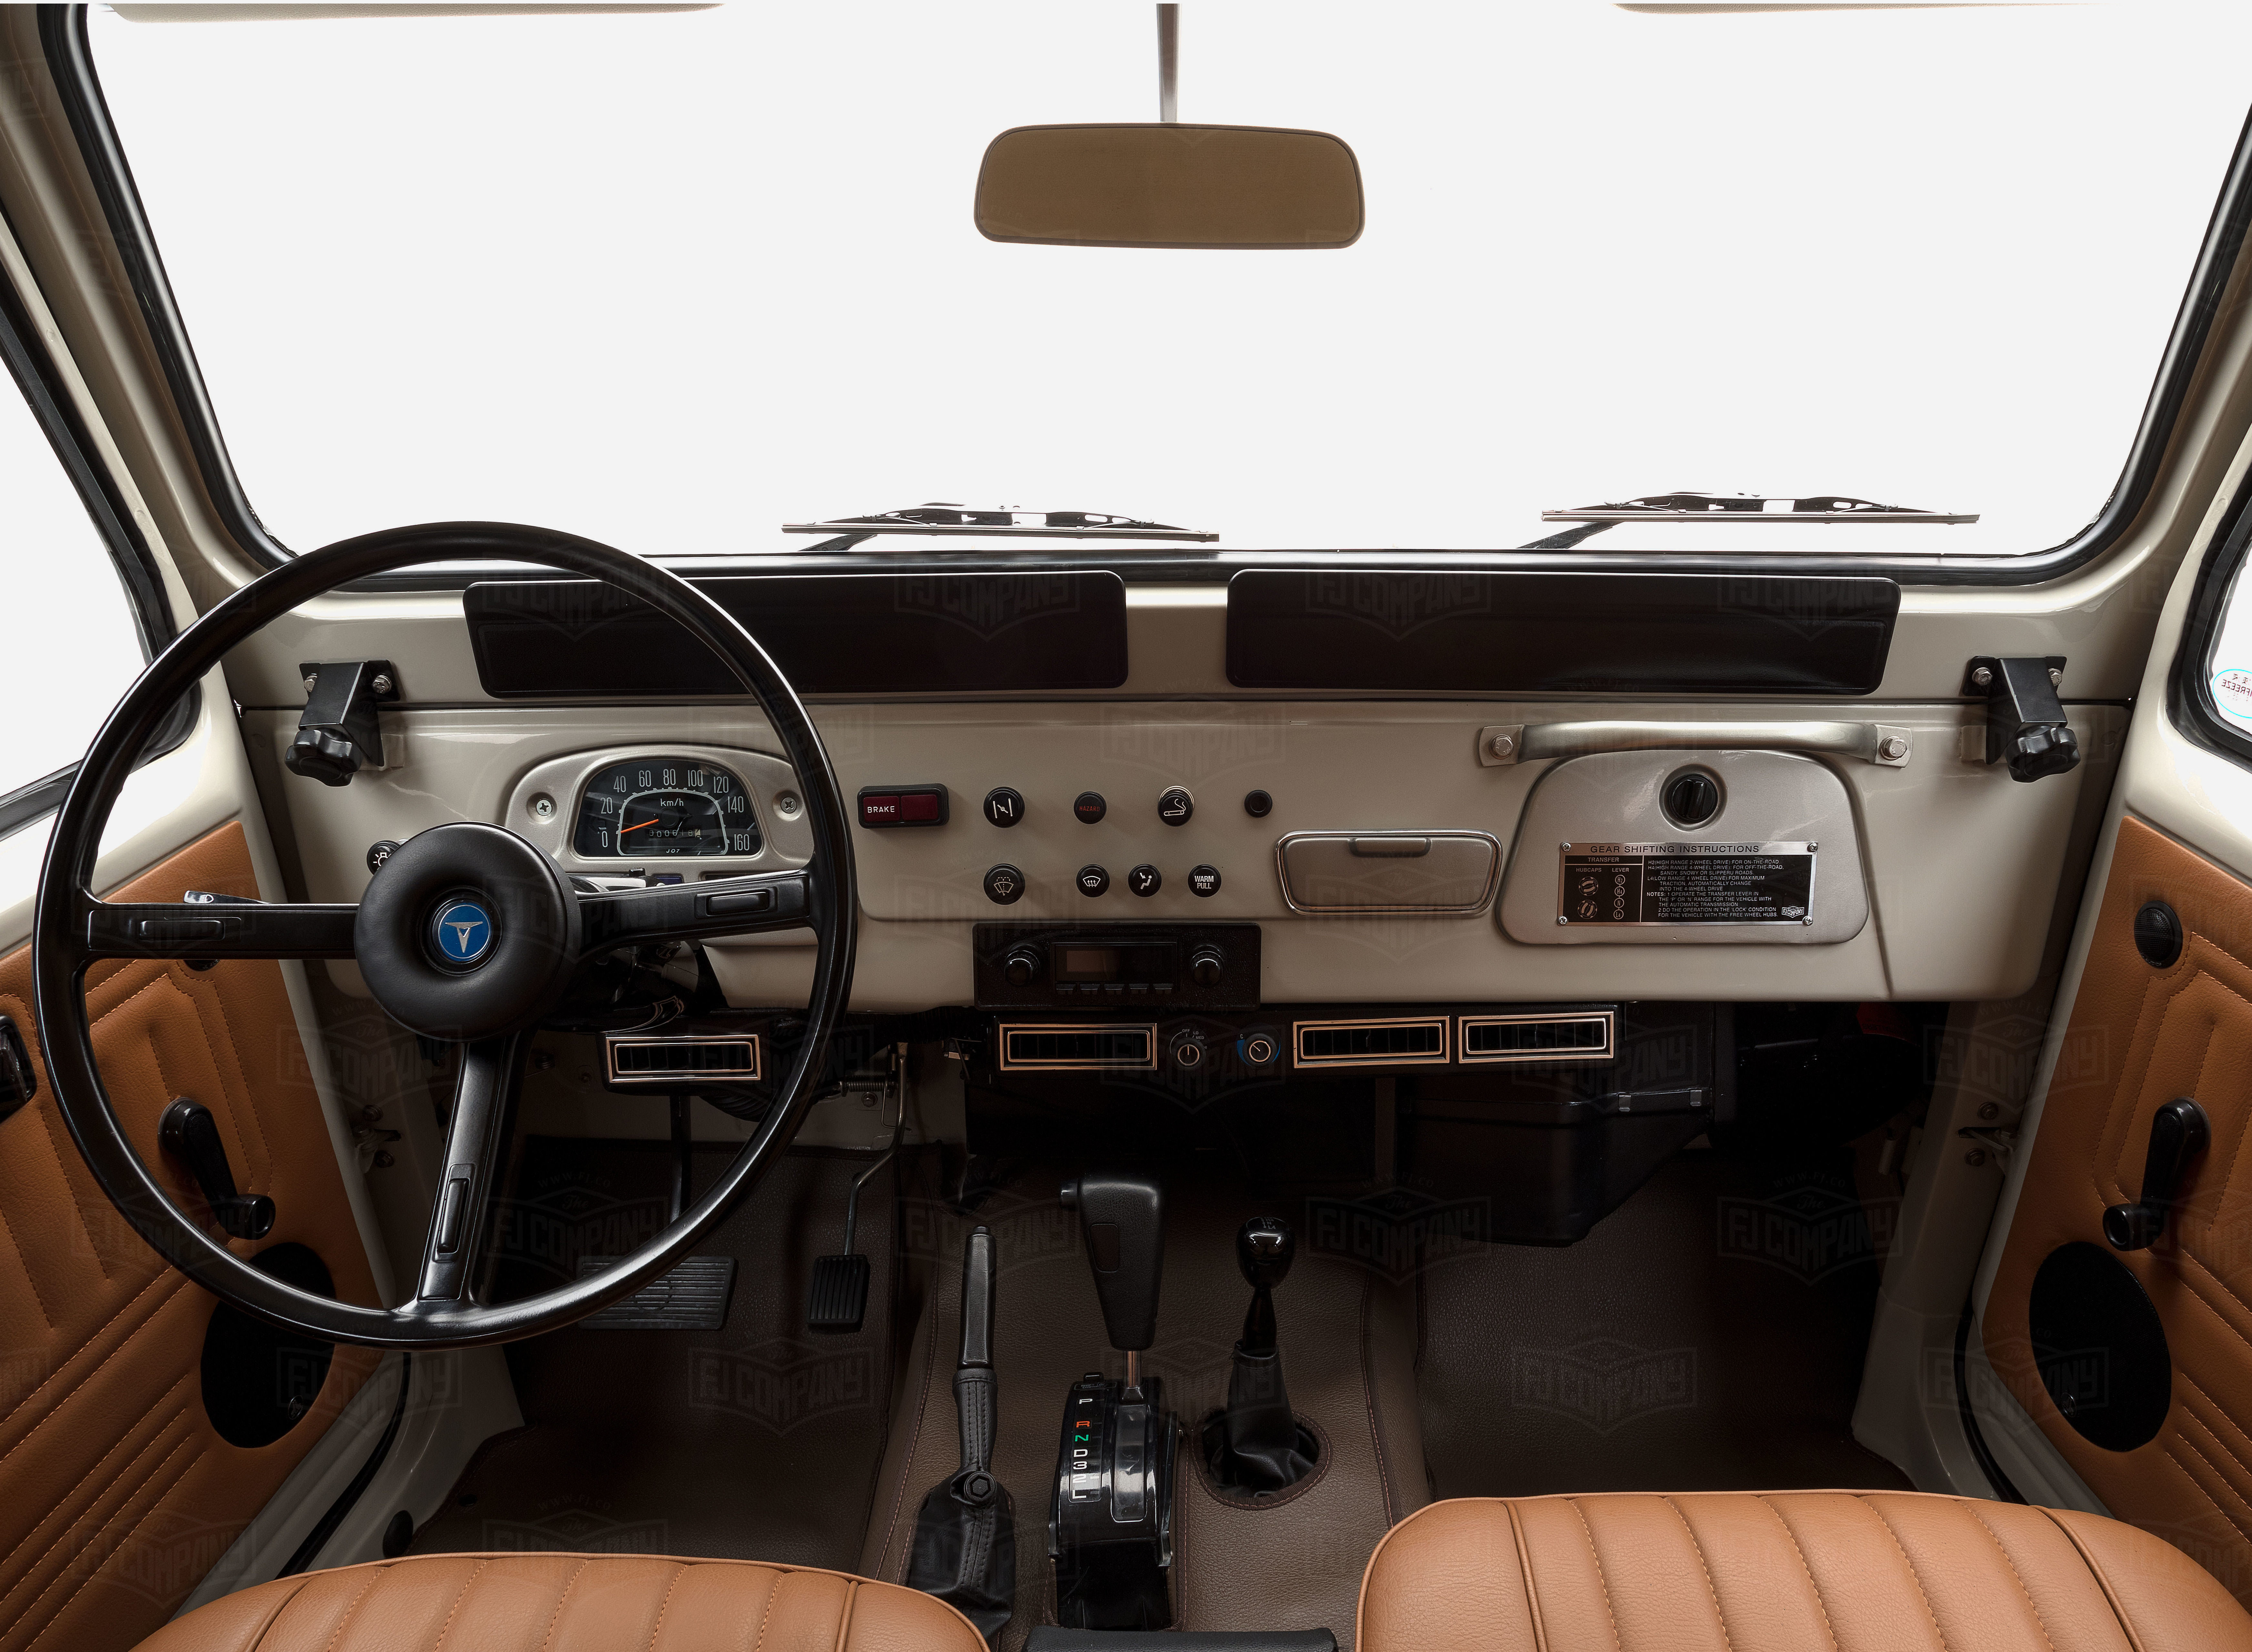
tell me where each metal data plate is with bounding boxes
[1559,842,1817,928]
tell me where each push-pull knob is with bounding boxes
[1002,946,1042,986]
[2104,1098,2210,1251]
[159,1098,276,1239]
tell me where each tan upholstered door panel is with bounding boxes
[0,822,379,1652]
[1988,815,2252,1603]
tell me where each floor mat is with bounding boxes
[408,1140,900,1567]
[1417,1146,1914,1497]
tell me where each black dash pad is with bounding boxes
[575,1255,735,1330]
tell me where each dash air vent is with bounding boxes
[1458,1010,1616,1065]
[605,1034,761,1086]
[1292,1016,1449,1069]
[999,1024,1158,1071]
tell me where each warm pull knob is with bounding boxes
[2104,1097,2210,1251]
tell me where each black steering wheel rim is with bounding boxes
[32,522,857,1350]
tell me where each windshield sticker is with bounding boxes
[2214,668,2252,730]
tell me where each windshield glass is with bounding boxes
[91,2,2252,558]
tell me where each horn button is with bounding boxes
[354,823,581,1041]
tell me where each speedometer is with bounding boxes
[573,757,762,858]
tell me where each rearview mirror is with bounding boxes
[974,124,1364,250]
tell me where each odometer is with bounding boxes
[573,757,762,858]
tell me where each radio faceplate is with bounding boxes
[972,923,1261,1011]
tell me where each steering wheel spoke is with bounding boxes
[81,896,359,959]
[576,867,814,952]
[413,1033,525,1306]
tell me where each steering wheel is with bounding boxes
[32,524,856,1349]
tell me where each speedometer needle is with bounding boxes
[618,818,660,834]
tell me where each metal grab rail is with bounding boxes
[1477,719,1913,769]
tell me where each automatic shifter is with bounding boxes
[1206,1216,1318,1493]
[1048,1171,1176,1631]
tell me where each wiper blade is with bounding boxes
[1526,491,1976,548]
[784,503,1217,543]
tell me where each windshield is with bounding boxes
[90,2,2252,558]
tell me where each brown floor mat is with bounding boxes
[408,1141,899,1568]
[1417,1147,1914,1497]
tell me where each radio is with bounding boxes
[972,923,1261,1011]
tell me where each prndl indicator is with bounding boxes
[1557,841,1818,927]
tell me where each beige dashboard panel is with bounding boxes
[246,698,2118,1010]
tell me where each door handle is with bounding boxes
[2104,1097,2210,1251]
[1478,720,1913,769]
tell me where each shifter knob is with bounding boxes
[1236,1217,1294,1290]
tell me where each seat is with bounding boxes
[133,1553,985,1652]
[1357,1492,2252,1651]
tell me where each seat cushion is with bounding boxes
[133,1553,986,1652]
[1358,1492,2252,1651]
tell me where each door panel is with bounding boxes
[0,821,379,1652]
[1986,815,2252,1602]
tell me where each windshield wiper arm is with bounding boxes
[783,503,1217,543]
[1522,492,1976,549]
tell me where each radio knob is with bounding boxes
[1189,946,1224,989]
[1170,1029,1207,1070]
[1002,946,1042,986]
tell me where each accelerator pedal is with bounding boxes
[807,1150,894,1334]
[574,1255,736,1331]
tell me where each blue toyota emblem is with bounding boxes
[430,899,495,967]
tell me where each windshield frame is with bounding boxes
[40,3,2252,590]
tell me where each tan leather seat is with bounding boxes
[133,1553,984,1652]
[1358,1492,2252,1651]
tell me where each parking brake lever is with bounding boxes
[905,1225,1015,1643]
[2104,1098,2210,1251]
[160,1098,275,1239]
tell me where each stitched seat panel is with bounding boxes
[1359,1492,2252,1651]
[132,1553,986,1652]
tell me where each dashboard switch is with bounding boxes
[982,787,1025,827]
[1074,791,1107,824]
[1157,787,1193,826]
[858,785,949,828]
[983,865,1027,905]
[1127,865,1162,897]
[1076,865,1111,897]
[1187,865,1221,897]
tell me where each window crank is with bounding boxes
[2103,1097,2210,1251]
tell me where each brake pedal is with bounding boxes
[575,1255,735,1330]
[808,1151,893,1334]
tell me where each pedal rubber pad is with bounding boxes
[574,1255,735,1331]
[806,1253,872,1333]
